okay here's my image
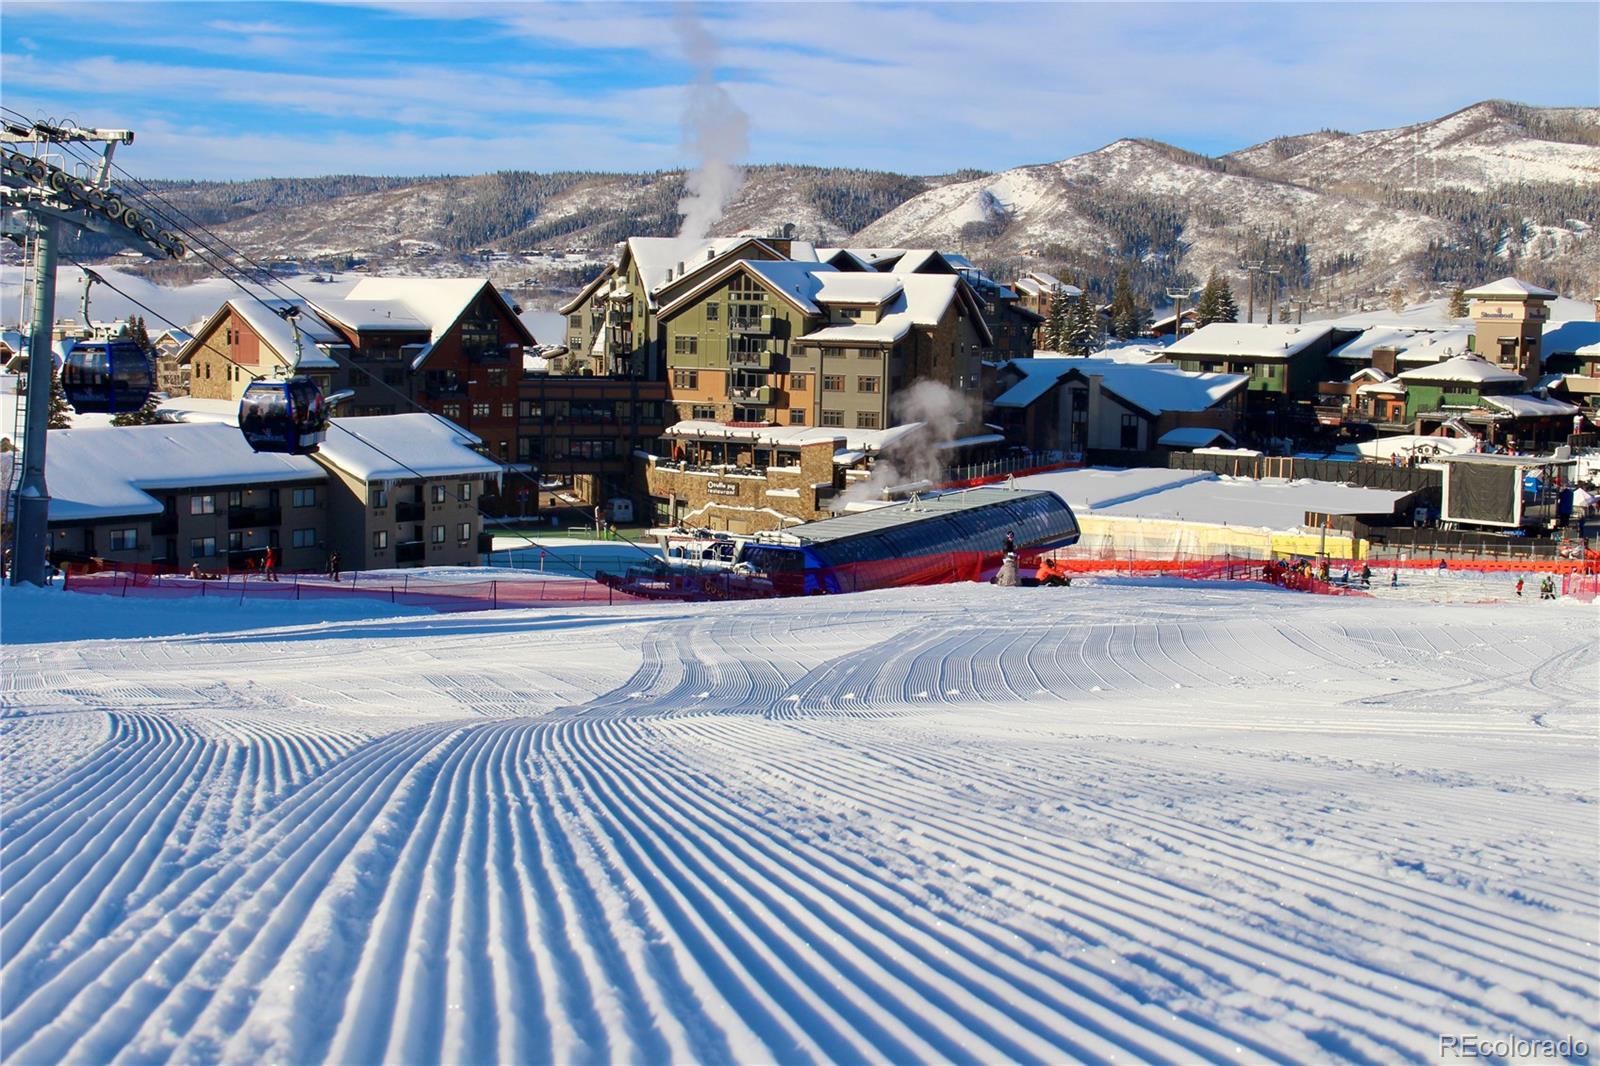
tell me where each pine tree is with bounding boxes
[1387,285,1406,314]
[1043,285,1071,351]
[111,393,163,426]
[1448,287,1469,318]
[1109,267,1147,340]
[1213,276,1239,325]
[1193,271,1222,328]
[48,373,72,429]
[1066,292,1101,356]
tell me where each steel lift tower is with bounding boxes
[2,120,186,586]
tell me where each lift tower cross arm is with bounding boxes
[3,120,185,587]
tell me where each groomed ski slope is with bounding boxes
[1,580,1596,1064]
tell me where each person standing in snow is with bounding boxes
[1360,564,1372,588]
[1003,530,1016,556]
[1390,570,1398,588]
[328,551,341,582]
[1515,577,1524,598]
[263,545,279,582]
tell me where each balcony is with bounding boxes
[396,540,426,564]
[228,506,281,530]
[396,501,424,523]
[729,385,773,405]
[422,380,467,398]
[608,326,633,348]
[730,314,772,335]
[152,513,178,536]
[728,348,773,370]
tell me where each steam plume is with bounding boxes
[831,381,976,510]
[673,4,748,239]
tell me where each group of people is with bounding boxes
[1514,576,1559,600]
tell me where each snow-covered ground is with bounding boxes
[1,578,1595,1064]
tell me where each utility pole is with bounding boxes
[2,119,185,586]
[1240,260,1266,323]
[1265,268,1282,324]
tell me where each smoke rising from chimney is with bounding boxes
[831,381,976,510]
[673,5,748,240]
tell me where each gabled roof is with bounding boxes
[625,236,816,309]
[557,263,616,315]
[818,248,880,272]
[1463,276,1557,300]
[1479,393,1580,418]
[993,356,1248,415]
[801,274,992,347]
[813,273,903,306]
[312,297,427,332]
[178,299,342,370]
[337,277,533,369]
[1394,353,1526,385]
[1157,426,1236,448]
[1167,323,1337,360]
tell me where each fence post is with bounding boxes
[295,576,301,601]
[492,580,498,609]
[122,575,130,597]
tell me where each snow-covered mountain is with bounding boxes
[91,101,1599,303]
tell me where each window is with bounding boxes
[443,403,462,419]
[432,484,447,504]
[292,487,315,507]
[789,409,807,425]
[857,376,880,393]
[190,494,216,516]
[472,403,490,418]
[190,536,217,558]
[1120,414,1140,450]
[821,409,844,427]
[458,522,472,541]
[856,411,881,429]
[501,403,515,418]
[486,368,506,387]
[371,487,389,509]
[790,373,808,390]
[432,524,447,544]
[373,530,388,550]
[673,369,700,389]
[227,531,244,552]
[705,302,719,321]
[228,490,243,508]
[499,440,509,459]
[292,528,316,548]
[568,313,581,327]
[823,375,845,392]
[673,336,699,356]
[109,529,137,551]
[692,404,718,420]
[839,308,860,319]
[458,482,473,502]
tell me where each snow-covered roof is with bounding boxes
[887,250,950,275]
[1014,466,1214,513]
[157,396,241,424]
[227,299,342,369]
[662,418,922,454]
[1157,427,1236,448]
[1348,366,1391,383]
[316,413,502,483]
[1541,320,1600,356]
[994,357,1247,415]
[1463,276,1557,300]
[1480,393,1581,418]
[1094,475,1411,530]
[1167,323,1337,360]
[338,277,529,370]
[1394,354,1526,385]
[1330,326,1424,362]
[801,274,974,346]
[1355,380,1407,396]
[312,297,428,332]
[43,422,324,522]
[813,273,903,306]
[626,237,752,305]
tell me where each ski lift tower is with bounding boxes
[2,119,186,586]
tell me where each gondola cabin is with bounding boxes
[239,377,328,455]
[737,486,1080,595]
[60,339,153,414]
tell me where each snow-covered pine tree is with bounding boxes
[111,315,165,425]
[1066,292,1101,356]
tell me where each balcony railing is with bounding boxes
[423,381,467,398]
[729,315,772,335]
[153,513,178,536]
[397,540,426,564]
[729,385,773,404]
[228,506,281,530]
[396,501,425,523]
[728,348,773,369]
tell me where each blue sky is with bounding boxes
[2,1,1596,180]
